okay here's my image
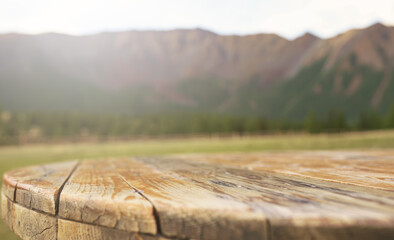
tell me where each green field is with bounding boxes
[1,130,394,239]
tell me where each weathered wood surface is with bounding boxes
[2,161,78,214]
[1,193,168,240]
[1,193,57,240]
[2,151,394,240]
[57,219,170,240]
[178,151,394,191]
[59,159,157,234]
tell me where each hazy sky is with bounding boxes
[1,0,393,39]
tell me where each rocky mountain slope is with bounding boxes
[0,23,393,120]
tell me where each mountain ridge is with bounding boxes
[0,23,393,120]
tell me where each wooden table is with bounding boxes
[2,151,394,240]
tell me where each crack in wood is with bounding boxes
[118,174,164,237]
[54,161,81,240]
[2,195,176,240]
[3,153,394,239]
[31,225,56,238]
[55,161,80,215]
[13,182,17,202]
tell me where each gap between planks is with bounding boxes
[48,159,269,239]
[6,161,81,240]
[4,155,394,240]
[53,161,168,239]
[2,161,174,240]
[118,174,164,236]
[2,194,173,240]
[55,161,81,239]
[51,160,169,239]
[57,157,394,240]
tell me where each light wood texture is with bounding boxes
[59,159,157,234]
[58,219,169,240]
[2,151,394,240]
[2,161,78,214]
[1,193,57,240]
[179,151,394,191]
[1,193,166,240]
[128,157,394,240]
[114,158,269,239]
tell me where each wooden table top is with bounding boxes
[2,151,394,240]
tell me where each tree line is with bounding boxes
[0,105,394,145]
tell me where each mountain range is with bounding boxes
[0,22,393,120]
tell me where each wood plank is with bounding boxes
[1,177,15,202]
[178,151,394,191]
[1,192,164,240]
[2,161,78,214]
[122,156,394,240]
[1,193,57,240]
[2,152,394,240]
[58,159,157,235]
[58,219,170,240]
[114,158,269,240]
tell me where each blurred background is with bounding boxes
[0,0,394,238]
[0,0,394,143]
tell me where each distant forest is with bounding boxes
[0,104,394,145]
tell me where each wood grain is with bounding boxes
[129,157,394,240]
[58,219,169,240]
[58,159,157,234]
[178,151,394,191]
[1,193,57,240]
[114,158,269,240]
[2,151,394,240]
[1,192,166,240]
[2,161,78,214]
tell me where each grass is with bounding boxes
[1,130,394,239]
